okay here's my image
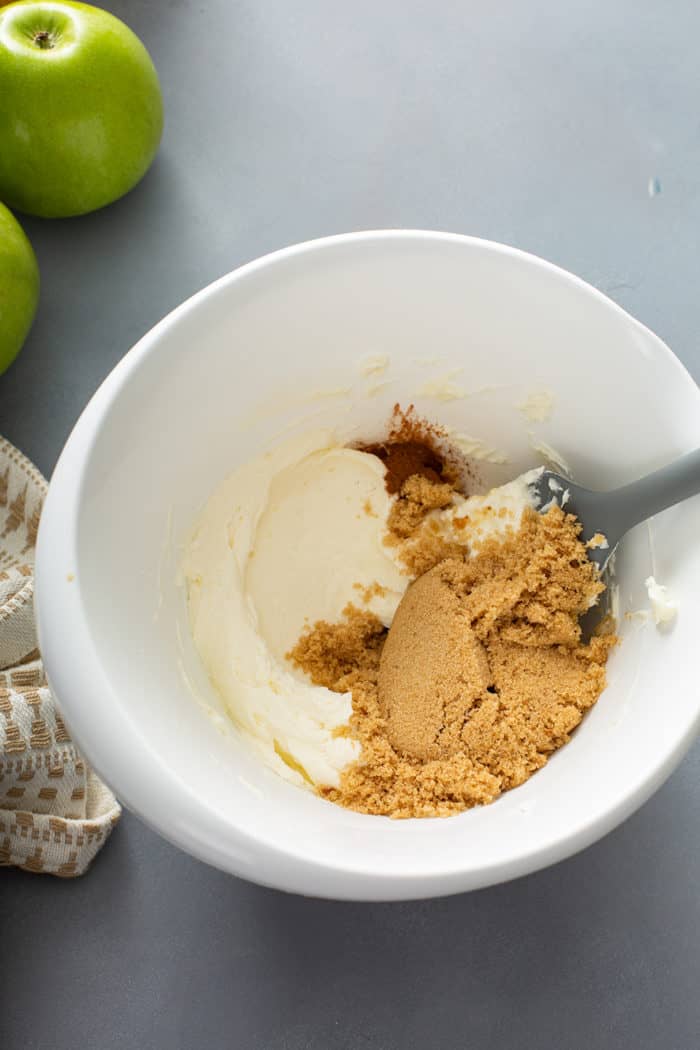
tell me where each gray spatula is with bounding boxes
[530,448,700,573]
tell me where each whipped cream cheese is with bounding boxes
[182,431,407,788]
[429,469,541,549]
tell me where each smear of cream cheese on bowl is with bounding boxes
[644,576,678,626]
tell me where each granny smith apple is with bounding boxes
[0,1,163,217]
[0,203,39,374]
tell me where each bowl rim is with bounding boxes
[35,229,700,900]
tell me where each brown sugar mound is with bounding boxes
[379,570,491,760]
[288,505,616,819]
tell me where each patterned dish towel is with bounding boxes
[0,436,121,876]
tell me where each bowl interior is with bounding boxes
[44,233,700,896]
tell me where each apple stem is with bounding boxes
[34,30,55,50]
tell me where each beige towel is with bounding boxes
[0,436,121,876]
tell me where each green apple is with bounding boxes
[0,202,39,374]
[0,1,163,217]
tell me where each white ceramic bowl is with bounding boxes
[36,231,700,900]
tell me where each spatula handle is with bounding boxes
[611,447,700,536]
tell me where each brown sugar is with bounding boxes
[379,569,491,759]
[288,505,616,819]
[352,581,388,604]
[384,473,465,578]
[386,474,455,539]
[291,605,385,692]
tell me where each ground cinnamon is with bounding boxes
[361,440,446,494]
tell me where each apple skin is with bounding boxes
[0,1,163,217]
[0,202,39,375]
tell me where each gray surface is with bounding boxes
[2,1,699,1046]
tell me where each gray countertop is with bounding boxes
[3,2,700,1047]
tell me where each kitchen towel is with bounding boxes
[0,436,121,876]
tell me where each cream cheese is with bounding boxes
[429,469,542,549]
[645,576,678,626]
[182,432,406,788]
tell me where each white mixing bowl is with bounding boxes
[35,231,700,900]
